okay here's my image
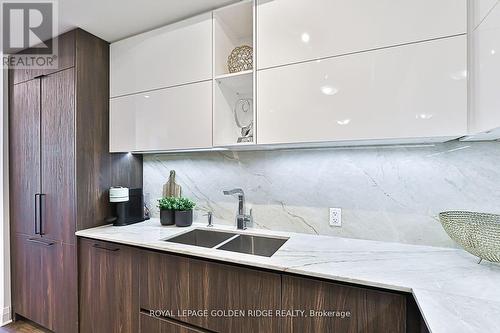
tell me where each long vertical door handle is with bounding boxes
[34,193,40,234]
[39,194,45,235]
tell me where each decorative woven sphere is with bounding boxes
[227,45,253,73]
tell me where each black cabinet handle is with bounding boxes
[28,237,55,246]
[34,193,40,234]
[39,194,45,235]
[93,244,120,252]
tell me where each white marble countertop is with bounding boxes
[76,219,500,333]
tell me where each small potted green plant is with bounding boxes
[173,197,196,227]
[158,197,176,226]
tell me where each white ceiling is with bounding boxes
[58,0,239,42]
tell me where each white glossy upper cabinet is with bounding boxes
[110,13,212,97]
[470,0,499,30]
[257,36,467,145]
[110,81,212,152]
[465,3,500,140]
[256,0,466,69]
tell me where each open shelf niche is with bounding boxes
[213,0,255,146]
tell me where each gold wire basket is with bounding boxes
[439,211,500,263]
[227,45,253,73]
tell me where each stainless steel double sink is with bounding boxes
[163,228,288,257]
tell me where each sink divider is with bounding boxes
[213,234,241,249]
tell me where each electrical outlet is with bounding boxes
[329,208,342,227]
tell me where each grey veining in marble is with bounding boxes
[76,220,500,333]
[142,141,500,247]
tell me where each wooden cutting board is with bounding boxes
[163,170,182,197]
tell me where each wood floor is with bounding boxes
[0,320,51,333]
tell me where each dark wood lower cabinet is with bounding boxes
[78,238,427,333]
[282,275,405,333]
[12,234,77,332]
[140,250,281,333]
[140,313,207,333]
[79,238,139,333]
[12,235,43,327]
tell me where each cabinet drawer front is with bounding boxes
[110,80,213,152]
[282,275,405,333]
[140,251,281,333]
[257,36,467,145]
[257,0,466,69]
[110,13,212,97]
[140,313,207,333]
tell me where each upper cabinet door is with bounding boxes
[41,69,76,244]
[257,36,467,145]
[11,30,75,85]
[110,13,212,98]
[469,3,500,136]
[110,80,213,152]
[256,0,467,69]
[470,0,499,30]
[9,79,41,236]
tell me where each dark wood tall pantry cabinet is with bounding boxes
[9,29,143,332]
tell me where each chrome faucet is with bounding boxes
[222,188,253,230]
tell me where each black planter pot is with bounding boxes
[160,209,175,226]
[175,210,193,227]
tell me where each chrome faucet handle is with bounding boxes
[203,211,213,227]
[237,209,254,230]
[246,208,254,228]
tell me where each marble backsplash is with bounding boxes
[143,141,500,247]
